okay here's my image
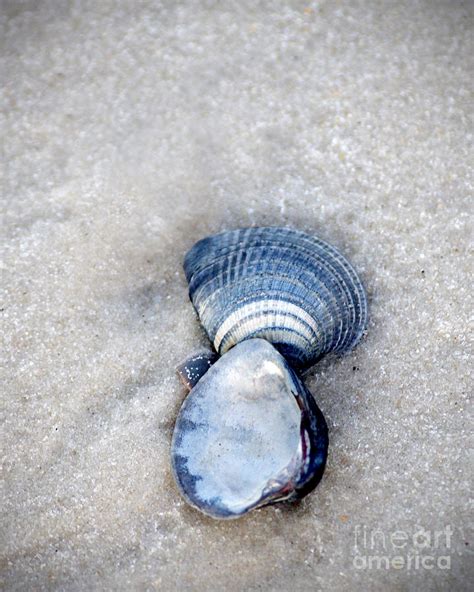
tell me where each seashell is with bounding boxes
[183,226,368,369]
[176,350,218,391]
[171,226,367,519]
[171,338,328,519]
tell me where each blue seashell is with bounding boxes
[183,227,368,369]
[171,227,367,519]
[171,339,328,519]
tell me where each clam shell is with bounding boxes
[171,338,328,519]
[184,227,368,368]
[176,350,218,391]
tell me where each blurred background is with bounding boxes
[1,1,472,590]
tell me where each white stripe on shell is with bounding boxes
[213,299,321,353]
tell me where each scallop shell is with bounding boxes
[184,226,368,369]
[171,338,328,519]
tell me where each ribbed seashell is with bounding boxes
[171,339,328,519]
[184,227,368,369]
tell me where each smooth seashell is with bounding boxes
[171,339,328,519]
[183,226,368,369]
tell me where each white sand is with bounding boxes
[1,1,472,590]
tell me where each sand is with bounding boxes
[1,1,472,590]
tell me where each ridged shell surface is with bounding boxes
[184,227,368,369]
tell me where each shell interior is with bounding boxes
[171,338,328,519]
